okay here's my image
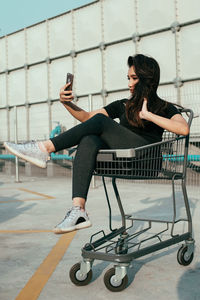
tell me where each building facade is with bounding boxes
[0,0,200,142]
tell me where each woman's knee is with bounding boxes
[78,135,106,151]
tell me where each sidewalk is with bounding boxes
[0,174,199,300]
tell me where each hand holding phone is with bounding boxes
[60,73,74,105]
[65,73,74,93]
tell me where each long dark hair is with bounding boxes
[126,54,167,127]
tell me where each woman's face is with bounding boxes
[127,66,139,94]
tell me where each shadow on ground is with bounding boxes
[177,262,200,300]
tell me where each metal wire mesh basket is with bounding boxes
[94,131,187,180]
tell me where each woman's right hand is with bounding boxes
[59,83,74,104]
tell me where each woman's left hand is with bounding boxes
[139,98,150,120]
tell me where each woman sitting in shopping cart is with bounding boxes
[4,54,189,234]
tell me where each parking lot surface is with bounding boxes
[0,174,199,300]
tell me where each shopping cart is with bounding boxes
[69,108,195,292]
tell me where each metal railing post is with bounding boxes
[14,106,20,182]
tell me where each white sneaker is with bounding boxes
[53,206,92,234]
[4,141,49,168]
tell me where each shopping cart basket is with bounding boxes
[69,108,195,292]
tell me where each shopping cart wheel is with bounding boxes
[177,245,194,266]
[69,263,92,286]
[104,268,128,292]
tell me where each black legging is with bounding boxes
[50,113,150,199]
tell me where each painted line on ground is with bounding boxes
[15,231,76,300]
[18,188,55,199]
[0,198,54,203]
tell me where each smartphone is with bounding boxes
[65,73,74,92]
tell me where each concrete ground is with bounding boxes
[0,173,199,300]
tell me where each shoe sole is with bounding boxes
[4,142,47,169]
[53,221,92,234]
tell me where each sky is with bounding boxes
[0,0,95,37]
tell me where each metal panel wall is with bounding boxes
[0,109,7,140]
[180,81,200,136]
[14,106,27,141]
[139,32,176,82]
[26,23,48,64]
[28,64,48,103]
[49,57,73,99]
[51,101,75,131]
[7,31,26,69]
[29,104,49,140]
[158,85,178,103]
[75,50,102,95]
[8,69,26,105]
[103,0,136,42]
[0,0,200,142]
[48,14,73,58]
[105,41,135,91]
[177,0,200,23]
[179,24,200,80]
[0,38,7,71]
[137,0,175,32]
[74,2,102,50]
[0,74,7,108]
[107,91,129,105]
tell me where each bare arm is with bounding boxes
[139,99,189,136]
[60,83,108,122]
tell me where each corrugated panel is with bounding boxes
[74,2,102,50]
[105,41,135,91]
[138,0,175,33]
[179,24,200,80]
[139,32,176,82]
[7,31,25,69]
[107,86,178,108]
[106,91,129,104]
[177,0,200,23]
[75,50,102,95]
[8,70,26,106]
[89,95,104,110]
[0,38,7,72]
[76,96,89,113]
[28,64,48,103]
[103,0,136,43]
[26,23,48,64]
[49,57,72,100]
[180,81,200,136]
[48,14,73,57]
[0,110,8,141]
[181,81,200,106]
[0,74,7,108]
[29,104,49,140]
[157,84,177,103]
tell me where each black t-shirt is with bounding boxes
[104,99,181,143]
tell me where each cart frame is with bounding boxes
[70,108,195,292]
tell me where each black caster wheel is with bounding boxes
[69,263,92,286]
[177,245,194,266]
[104,268,128,292]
